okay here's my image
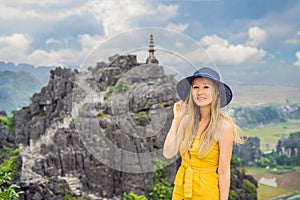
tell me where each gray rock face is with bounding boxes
[15,55,178,199]
[234,137,261,166]
[277,132,300,158]
[15,67,75,145]
[17,177,70,200]
[0,125,14,149]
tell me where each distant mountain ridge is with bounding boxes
[1,60,299,116]
[0,61,79,86]
[1,61,300,87]
[0,71,42,114]
[0,62,80,114]
[0,61,56,86]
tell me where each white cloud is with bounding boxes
[0,33,32,63]
[285,31,300,45]
[4,0,71,5]
[0,32,120,67]
[0,4,38,20]
[0,2,85,20]
[45,38,61,45]
[175,42,184,48]
[199,34,228,46]
[166,23,188,33]
[85,0,179,37]
[28,48,82,66]
[0,1,180,66]
[286,37,300,45]
[206,44,266,65]
[79,34,105,50]
[294,51,300,67]
[245,26,267,47]
[0,33,82,66]
[28,34,110,66]
[198,34,266,65]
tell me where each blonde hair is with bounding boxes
[180,79,244,158]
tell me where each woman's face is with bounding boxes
[191,77,215,107]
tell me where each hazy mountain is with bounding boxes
[0,71,42,114]
[0,62,56,86]
[1,61,299,87]
[0,61,79,87]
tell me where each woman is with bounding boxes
[163,67,243,200]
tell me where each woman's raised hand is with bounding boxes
[173,101,185,120]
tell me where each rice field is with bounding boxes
[241,120,300,153]
[242,167,300,200]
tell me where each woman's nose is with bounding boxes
[196,88,203,95]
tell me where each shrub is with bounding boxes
[241,180,257,200]
[229,190,239,200]
[123,192,148,200]
[0,171,23,200]
[148,159,173,200]
[0,111,15,134]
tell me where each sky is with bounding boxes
[0,0,300,76]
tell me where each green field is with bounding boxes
[242,167,300,200]
[241,119,300,153]
[257,184,300,200]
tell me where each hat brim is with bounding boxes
[176,74,232,108]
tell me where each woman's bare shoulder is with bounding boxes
[215,117,234,141]
[218,116,233,129]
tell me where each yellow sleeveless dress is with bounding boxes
[172,137,219,200]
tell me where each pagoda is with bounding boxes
[146,34,159,64]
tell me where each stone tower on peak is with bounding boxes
[146,34,159,64]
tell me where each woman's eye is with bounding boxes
[192,86,199,89]
[204,85,209,89]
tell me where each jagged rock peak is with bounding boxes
[14,54,178,199]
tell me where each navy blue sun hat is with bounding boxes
[176,67,233,107]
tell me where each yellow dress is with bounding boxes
[172,137,219,200]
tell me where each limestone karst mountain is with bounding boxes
[15,54,178,199]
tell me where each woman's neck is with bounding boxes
[199,106,211,121]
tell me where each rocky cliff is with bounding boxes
[14,54,178,199]
[233,137,261,166]
[277,131,300,158]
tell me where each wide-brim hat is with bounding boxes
[176,67,233,108]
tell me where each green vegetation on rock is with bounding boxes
[0,111,15,134]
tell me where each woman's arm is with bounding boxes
[163,101,186,159]
[218,120,234,200]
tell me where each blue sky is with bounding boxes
[0,0,299,71]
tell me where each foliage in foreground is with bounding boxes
[0,111,15,134]
[0,126,22,200]
[123,158,173,200]
[123,191,147,200]
[0,171,23,200]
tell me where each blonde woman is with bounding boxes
[163,67,243,200]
